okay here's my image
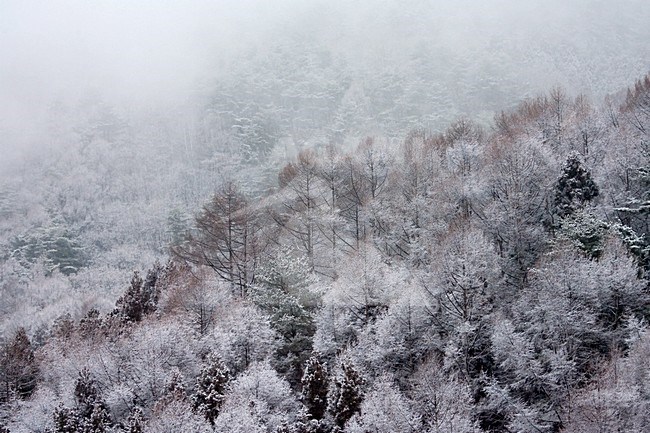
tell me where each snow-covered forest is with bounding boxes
[1,1,650,432]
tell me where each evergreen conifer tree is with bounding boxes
[114,264,161,323]
[192,353,230,425]
[84,403,111,433]
[301,356,328,420]
[124,407,145,433]
[72,369,111,433]
[0,327,38,401]
[553,153,599,219]
[52,405,80,433]
[329,362,364,428]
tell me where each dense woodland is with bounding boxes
[2,3,650,429]
[0,67,648,432]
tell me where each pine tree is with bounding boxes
[78,309,103,339]
[124,407,145,433]
[301,356,328,420]
[52,405,80,433]
[83,403,111,433]
[0,327,38,401]
[74,369,100,417]
[8,214,88,276]
[115,271,145,323]
[72,369,111,433]
[141,264,161,316]
[166,208,189,248]
[192,353,230,425]
[52,313,75,340]
[329,362,364,428]
[553,153,599,220]
[557,211,610,259]
[114,264,161,323]
[252,284,316,386]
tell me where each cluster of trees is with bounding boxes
[2,3,649,337]
[1,63,650,432]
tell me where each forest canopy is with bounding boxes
[1,2,650,432]
[0,71,649,432]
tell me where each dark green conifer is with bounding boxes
[328,362,364,428]
[192,353,230,425]
[553,153,599,219]
[301,356,328,420]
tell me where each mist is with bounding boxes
[2,1,649,146]
[0,0,649,222]
[2,2,650,429]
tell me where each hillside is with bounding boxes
[1,72,649,432]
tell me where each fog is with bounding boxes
[1,0,295,99]
[1,0,649,166]
[3,3,650,430]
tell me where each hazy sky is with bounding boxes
[3,0,647,106]
[0,0,257,164]
[1,0,649,167]
[2,1,235,108]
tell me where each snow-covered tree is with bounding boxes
[192,353,230,425]
[220,362,298,432]
[314,243,403,357]
[0,328,38,402]
[175,182,259,296]
[124,407,145,433]
[351,287,433,381]
[346,376,419,433]
[300,356,328,421]
[419,226,500,383]
[553,153,599,220]
[207,303,278,373]
[328,361,364,429]
[145,398,211,433]
[410,358,478,433]
[483,137,552,288]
